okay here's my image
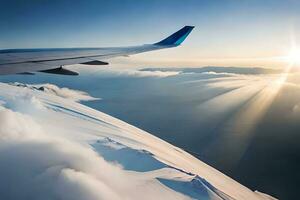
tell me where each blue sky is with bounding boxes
[1,0,300,67]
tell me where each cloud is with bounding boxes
[141,66,282,75]
[0,100,188,200]
[0,75,280,200]
[200,71,239,76]
[10,82,99,102]
[83,69,181,78]
[117,70,181,77]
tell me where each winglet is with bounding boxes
[154,26,194,46]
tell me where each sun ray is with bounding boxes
[200,69,291,169]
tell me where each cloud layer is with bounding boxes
[0,69,282,200]
[0,87,188,200]
[81,68,181,78]
[0,107,187,200]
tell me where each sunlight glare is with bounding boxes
[287,48,300,65]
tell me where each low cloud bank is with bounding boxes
[84,69,181,78]
[10,82,99,102]
[0,93,187,200]
[141,66,282,75]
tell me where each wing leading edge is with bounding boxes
[0,26,194,75]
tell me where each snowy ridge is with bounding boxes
[0,82,277,200]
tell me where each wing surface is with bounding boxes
[0,26,194,75]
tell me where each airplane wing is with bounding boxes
[0,26,194,75]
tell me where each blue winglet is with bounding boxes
[154,26,194,46]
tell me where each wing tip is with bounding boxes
[154,25,195,46]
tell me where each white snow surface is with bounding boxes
[0,82,277,200]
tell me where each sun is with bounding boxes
[286,48,300,65]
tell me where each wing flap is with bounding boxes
[81,60,109,65]
[40,67,79,76]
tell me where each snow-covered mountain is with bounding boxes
[0,82,277,200]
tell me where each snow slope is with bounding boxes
[0,82,277,200]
